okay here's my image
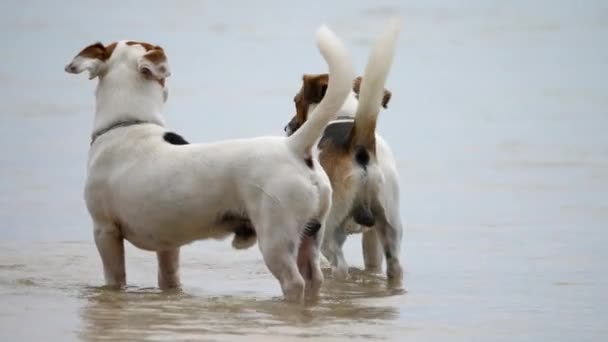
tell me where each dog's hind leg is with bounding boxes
[373,207,404,287]
[298,232,324,298]
[362,228,383,273]
[157,249,181,290]
[94,221,126,288]
[260,240,304,302]
[256,219,305,303]
[322,227,349,280]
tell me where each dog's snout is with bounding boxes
[65,64,77,73]
[284,120,298,136]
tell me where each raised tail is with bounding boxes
[351,18,401,151]
[287,25,355,157]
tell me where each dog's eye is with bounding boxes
[141,67,152,77]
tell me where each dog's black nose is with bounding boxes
[65,64,77,73]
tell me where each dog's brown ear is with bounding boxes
[353,76,392,108]
[289,74,330,135]
[301,73,329,104]
[137,45,171,82]
[64,42,117,79]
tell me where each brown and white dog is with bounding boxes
[64,26,356,302]
[284,21,404,285]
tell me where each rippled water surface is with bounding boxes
[1,0,607,341]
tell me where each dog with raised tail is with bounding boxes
[284,19,404,286]
[64,25,355,302]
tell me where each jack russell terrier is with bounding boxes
[64,25,356,302]
[284,22,404,286]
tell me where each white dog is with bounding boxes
[64,26,355,302]
[284,21,404,285]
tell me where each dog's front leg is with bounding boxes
[157,249,181,290]
[93,222,126,288]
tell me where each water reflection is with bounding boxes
[78,269,403,341]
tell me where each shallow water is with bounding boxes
[1,0,607,341]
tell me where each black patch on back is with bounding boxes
[352,205,375,227]
[304,157,313,169]
[319,120,354,150]
[320,120,372,169]
[354,146,370,167]
[304,219,321,237]
[164,132,189,145]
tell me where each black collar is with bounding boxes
[90,120,151,145]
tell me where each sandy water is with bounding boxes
[1,0,607,341]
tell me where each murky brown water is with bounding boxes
[1,0,607,341]
[1,241,407,341]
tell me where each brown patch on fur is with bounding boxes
[351,121,377,153]
[289,74,329,134]
[285,75,388,242]
[126,41,167,64]
[317,132,377,236]
[75,41,117,61]
[104,42,118,59]
[318,141,358,207]
[126,41,168,87]
[352,76,392,108]
[143,50,168,88]
[286,74,392,136]
[126,41,159,51]
[350,76,392,152]
[143,49,167,64]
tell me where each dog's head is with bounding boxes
[285,74,328,136]
[65,40,171,101]
[352,76,392,108]
[284,74,392,135]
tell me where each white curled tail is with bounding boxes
[287,25,355,156]
[352,18,401,150]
